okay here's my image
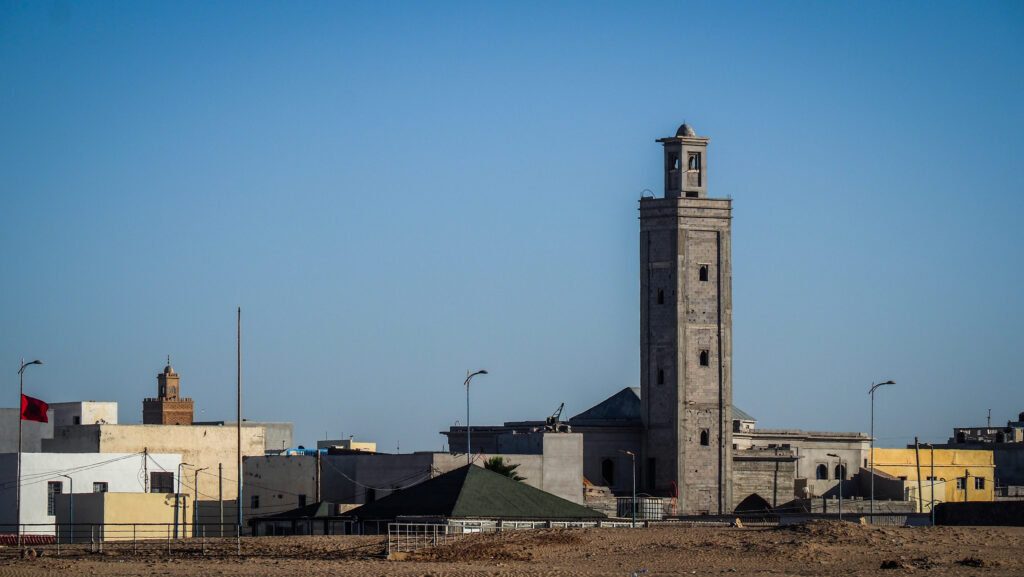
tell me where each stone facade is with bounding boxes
[639,124,733,514]
[143,362,194,425]
[732,447,797,511]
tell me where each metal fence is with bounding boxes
[0,523,245,558]
[386,520,636,556]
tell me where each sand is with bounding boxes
[3,521,1023,576]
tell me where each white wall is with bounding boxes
[0,452,181,535]
[50,402,119,426]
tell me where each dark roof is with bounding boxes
[345,465,605,521]
[569,387,755,424]
[569,387,641,424]
[256,501,340,520]
[676,123,697,137]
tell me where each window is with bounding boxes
[699,350,710,366]
[668,152,680,171]
[688,153,700,170]
[93,482,108,493]
[835,464,846,480]
[657,289,664,305]
[601,458,615,486]
[956,478,965,490]
[73,416,81,425]
[47,481,62,516]
[975,477,985,490]
[685,191,699,198]
[699,265,709,282]
[251,495,260,509]
[926,476,937,481]
[150,472,174,494]
[700,429,710,446]
[816,464,828,480]
[656,368,665,385]
[298,494,307,508]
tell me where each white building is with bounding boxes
[0,452,181,535]
[50,401,118,427]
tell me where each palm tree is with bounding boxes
[484,456,526,481]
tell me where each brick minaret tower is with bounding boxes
[143,357,194,425]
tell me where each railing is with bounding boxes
[0,523,245,557]
[386,520,635,555]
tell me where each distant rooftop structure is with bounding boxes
[676,122,697,137]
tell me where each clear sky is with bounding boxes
[2,1,1022,452]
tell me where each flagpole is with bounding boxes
[17,358,23,547]
[16,358,43,547]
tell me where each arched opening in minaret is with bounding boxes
[699,265,709,282]
[700,429,710,446]
[657,289,664,305]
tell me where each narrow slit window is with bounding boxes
[688,153,699,170]
[657,289,664,305]
[656,368,665,385]
[700,429,710,446]
[251,495,260,509]
[699,350,710,366]
[699,265,709,282]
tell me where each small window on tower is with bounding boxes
[700,429,710,446]
[657,289,664,305]
[699,350,710,366]
[686,191,698,198]
[699,265,709,282]
[688,153,699,170]
[657,368,665,385]
[668,152,680,171]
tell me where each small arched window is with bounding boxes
[601,458,615,486]
[816,464,828,480]
[699,265,709,282]
[656,368,665,385]
[688,154,699,170]
[700,430,710,446]
[699,350,710,367]
[835,464,846,480]
[657,289,664,305]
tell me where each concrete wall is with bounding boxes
[572,426,643,494]
[0,408,54,452]
[732,449,796,510]
[43,424,263,501]
[0,452,181,535]
[50,402,118,426]
[55,492,182,541]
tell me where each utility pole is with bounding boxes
[237,307,242,539]
[143,448,149,492]
[316,450,322,503]
[219,463,224,536]
[914,438,923,514]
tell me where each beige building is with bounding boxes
[43,423,263,501]
[55,492,187,541]
[50,401,118,426]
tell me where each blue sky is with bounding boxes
[2,1,1022,451]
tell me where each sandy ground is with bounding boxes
[2,521,1023,576]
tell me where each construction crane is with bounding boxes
[546,402,564,426]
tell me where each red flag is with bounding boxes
[21,394,49,423]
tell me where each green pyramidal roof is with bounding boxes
[346,465,605,520]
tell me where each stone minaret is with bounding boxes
[143,358,194,425]
[639,123,733,514]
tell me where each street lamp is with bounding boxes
[16,358,43,546]
[868,380,895,519]
[58,474,73,543]
[176,462,192,538]
[619,450,636,528]
[463,369,488,465]
[922,443,936,526]
[826,453,843,521]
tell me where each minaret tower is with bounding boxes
[143,357,194,425]
[639,123,733,514]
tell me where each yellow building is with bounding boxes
[872,447,995,506]
[55,492,192,541]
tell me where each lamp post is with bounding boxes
[193,467,208,536]
[923,443,936,526]
[826,453,843,521]
[57,474,72,543]
[176,462,192,538]
[16,358,43,546]
[463,370,488,465]
[620,450,636,528]
[868,380,895,520]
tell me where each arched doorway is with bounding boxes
[734,493,772,513]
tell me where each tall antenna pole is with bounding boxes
[236,307,242,538]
